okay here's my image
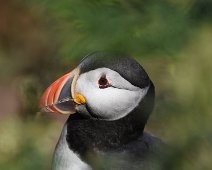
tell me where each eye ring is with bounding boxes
[98,76,110,89]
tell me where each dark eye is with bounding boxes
[98,76,110,89]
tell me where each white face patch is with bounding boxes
[76,68,149,120]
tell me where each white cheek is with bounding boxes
[76,81,148,120]
[75,68,149,120]
[88,88,144,120]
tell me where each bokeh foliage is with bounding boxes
[0,0,211,169]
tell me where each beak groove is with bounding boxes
[39,68,81,114]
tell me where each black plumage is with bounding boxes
[79,52,150,89]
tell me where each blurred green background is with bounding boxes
[0,0,211,169]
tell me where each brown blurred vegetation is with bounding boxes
[0,0,211,169]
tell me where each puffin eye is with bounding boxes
[98,76,110,89]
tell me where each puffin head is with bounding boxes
[40,52,155,125]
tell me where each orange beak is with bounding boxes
[39,68,86,114]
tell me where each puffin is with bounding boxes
[39,52,165,170]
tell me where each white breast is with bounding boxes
[52,124,91,170]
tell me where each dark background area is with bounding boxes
[0,0,211,169]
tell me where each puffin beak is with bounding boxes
[39,68,86,114]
